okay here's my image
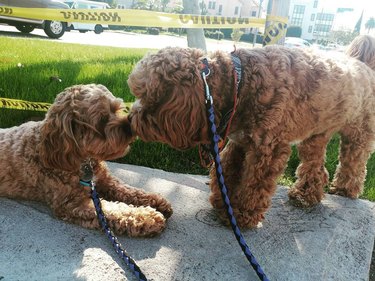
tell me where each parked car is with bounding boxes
[64,0,110,34]
[284,37,312,49]
[0,0,70,38]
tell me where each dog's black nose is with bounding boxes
[127,112,133,122]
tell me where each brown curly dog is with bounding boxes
[0,84,172,237]
[128,35,375,228]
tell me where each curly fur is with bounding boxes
[128,35,375,228]
[0,84,172,237]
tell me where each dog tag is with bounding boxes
[80,162,93,182]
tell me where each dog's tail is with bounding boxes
[346,35,375,71]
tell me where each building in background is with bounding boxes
[199,0,264,18]
[288,0,361,41]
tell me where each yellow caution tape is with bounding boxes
[0,6,287,29]
[263,15,288,46]
[0,97,51,112]
[0,97,133,113]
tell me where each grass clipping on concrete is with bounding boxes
[0,36,374,200]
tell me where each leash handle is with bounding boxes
[80,180,148,281]
[201,71,270,281]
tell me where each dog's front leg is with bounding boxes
[210,141,291,228]
[50,186,166,237]
[94,163,173,218]
[209,141,246,217]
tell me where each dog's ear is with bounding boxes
[39,93,84,171]
[347,35,375,71]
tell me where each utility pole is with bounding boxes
[252,0,264,47]
[263,0,290,45]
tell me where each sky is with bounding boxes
[321,0,375,31]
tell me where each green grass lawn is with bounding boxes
[1,36,374,200]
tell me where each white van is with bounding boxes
[64,0,110,34]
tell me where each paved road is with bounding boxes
[0,24,256,51]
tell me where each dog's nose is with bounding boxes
[127,113,132,122]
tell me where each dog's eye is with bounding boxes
[100,115,109,125]
[116,107,128,117]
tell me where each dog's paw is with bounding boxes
[149,196,173,219]
[288,188,323,208]
[106,205,167,237]
[125,207,167,237]
[156,200,173,219]
[328,186,358,199]
[215,208,264,229]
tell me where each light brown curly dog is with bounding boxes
[0,84,172,237]
[128,35,375,228]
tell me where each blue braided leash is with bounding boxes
[80,178,148,281]
[201,61,270,281]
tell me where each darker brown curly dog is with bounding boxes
[0,84,172,237]
[128,35,375,228]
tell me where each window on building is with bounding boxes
[314,13,334,37]
[290,5,305,27]
[208,1,216,9]
[308,25,313,33]
[251,10,257,17]
[313,0,318,8]
[311,14,315,21]
[234,6,239,15]
[218,4,222,15]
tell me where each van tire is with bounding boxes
[94,25,103,34]
[44,20,66,39]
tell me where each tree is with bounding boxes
[231,29,244,46]
[132,0,156,10]
[329,30,359,46]
[365,17,375,34]
[159,0,170,12]
[199,1,208,15]
[182,0,207,51]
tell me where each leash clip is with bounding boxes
[201,58,212,105]
[201,72,213,105]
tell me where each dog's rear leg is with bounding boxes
[288,133,331,207]
[51,189,166,237]
[329,125,374,198]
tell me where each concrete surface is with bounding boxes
[1,162,375,281]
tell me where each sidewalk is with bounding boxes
[1,162,375,281]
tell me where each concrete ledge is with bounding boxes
[1,162,375,281]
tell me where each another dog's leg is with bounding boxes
[329,125,374,198]
[211,141,291,228]
[94,163,173,218]
[288,133,331,207]
[51,187,166,237]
